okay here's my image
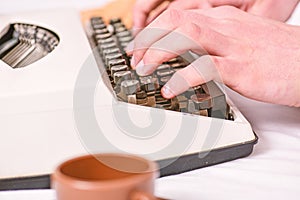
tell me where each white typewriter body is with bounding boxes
[0,9,256,178]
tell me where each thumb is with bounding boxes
[161,55,224,98]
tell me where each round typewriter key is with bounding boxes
[112,23,126,31]
[102,47,120,57]
[165,57,181,64]
[170,62,185,69]
[108,59,126,70]
[120,42,130,49]
[105,53,123,66]
[111,65,128,75]
[191,93,213,110]
[113,71,132,84]
[91,17,103,24]
[110,18,121,24]
[115,26,127,33]
[183,88,197,98]
[100,43,118,53]
[118,36,133,43]
[136,91,148,105]
[92,23,107,30]
[140,76,159,92]
[116,31,131,38]
[136,90,147,99]
[156,69,175,77]
[121,80,140,95]
[96,37,114,46]
[95,33,112,40]
[158,76,171,85]
[157,64,171,71]
[95,28,109,34]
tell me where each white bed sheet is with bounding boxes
[0,1,299,200]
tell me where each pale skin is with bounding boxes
[133,0,300,30]
[128,1,300,107]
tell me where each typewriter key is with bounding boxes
[95,33,112,40]
[121,80,140,95]
[110,65,128,75]
[105,53,123,66]
[96,38,114,46]
[113,71,132,85]
[91,17,104,24]
[94,28,109,34]
[118,36,133,43]
[108,58,126,70]
[110,18,121,24]
[157,64,171,71]
[170,62,185,69]
[191,93,213,110]
[100,43,118,53]
[140,76,159,92]
[115,26,127,33]
[92,23,107,30]
[127,94,137,104]
[158,76,172,85]
[156,69,175,77]
[136,91,148,105]
[116,31,131,38]
[102,48,120,57]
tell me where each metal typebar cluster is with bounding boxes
[0,23,59,68]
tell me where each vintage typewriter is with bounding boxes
[0,8,256,190]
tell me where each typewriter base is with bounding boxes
[0,135,257,191]
[0,8,257,184]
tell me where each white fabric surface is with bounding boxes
[0,1,300,200]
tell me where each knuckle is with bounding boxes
[213,5,239,16]
[163,8,183,25]
[185,23,202,39]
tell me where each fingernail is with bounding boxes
[136,60,147,76]
[125,41,134,53]
[130,56,136,68]
[162,86,174,98]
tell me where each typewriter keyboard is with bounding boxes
[88,17,232,120]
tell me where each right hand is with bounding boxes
[133,0,300,32]
[129,6,300,107]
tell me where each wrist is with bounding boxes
[249,0,300,22]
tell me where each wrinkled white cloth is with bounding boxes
[0,1,300,200]
[156,88,300,200]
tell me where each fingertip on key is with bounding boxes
[136,60,147,76]
[161,85,175,99]
[130,56,136,68]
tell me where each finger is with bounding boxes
[132,9,186,68]
[192,6,248,20]
[161,55,226,98]
[125,40,134,55]
[135,23,238,76]
[146,1,170,25]
[145,0,210,25]
[168,0,212,10]
[209,0,244,8]
[133,0,166,31]
[189,8,251,37]
[132,9,219,67]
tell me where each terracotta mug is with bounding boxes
[51,153,165,200]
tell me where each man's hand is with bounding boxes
[133,0,299,31]
[128,6,300,107]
